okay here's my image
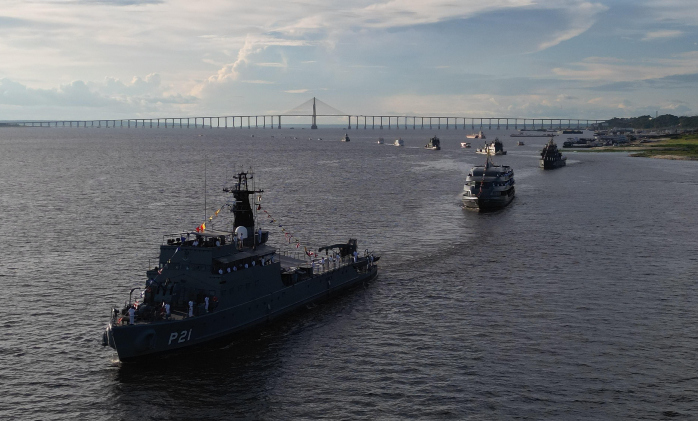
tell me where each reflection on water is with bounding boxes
[1,128,697,420]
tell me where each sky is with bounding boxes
[1,0,697,121]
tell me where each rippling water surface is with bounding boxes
[1,128,697,419]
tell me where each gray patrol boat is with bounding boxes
[539,139,567,169]
[102,171,379,362]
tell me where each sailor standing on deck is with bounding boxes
[165,302,171,320]
[128,306,135,325]
[205,296,210,313]
[188,301,194,317]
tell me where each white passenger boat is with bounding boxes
[475,138,507,155]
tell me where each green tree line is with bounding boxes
[605,115,698,129]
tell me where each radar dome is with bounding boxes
[235,226,248,239]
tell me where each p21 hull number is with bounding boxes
[169,329,193,345]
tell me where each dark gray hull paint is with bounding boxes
[106,264,377,361]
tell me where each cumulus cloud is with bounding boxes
[0,0,695,118]
[0,76,195,117]
[207,36,307,84]
[0,78,114,107]
[208,36,266,83]
[101,73,162,96]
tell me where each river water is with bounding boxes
[1,127,697,419]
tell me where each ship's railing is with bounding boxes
[279,250,306,261]
[309,252,377,275]
[279,249,377,276]
[309,255,348,275]
[162,232,236,248]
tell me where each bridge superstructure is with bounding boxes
[1,97,607,130]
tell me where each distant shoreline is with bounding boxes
[582,135,698,160]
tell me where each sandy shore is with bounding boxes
[629,154,698,160]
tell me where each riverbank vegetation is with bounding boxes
[597,134,698,160]
[605,114,698,129]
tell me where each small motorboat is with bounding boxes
[377,137,384,144]
[394,138,404,146]
[461,142,471,148]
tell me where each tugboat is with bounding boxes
[539,139,567,169]
[425,136,441,150]
[102,171,379,362]
[476,138,507,155]
[462,153,515,211]
[341,133,350,142]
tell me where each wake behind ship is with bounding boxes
[102,171,379,362]
[462,154,515,211]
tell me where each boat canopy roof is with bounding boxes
[470,165,511,177]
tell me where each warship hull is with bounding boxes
[102,171,380,363]
[539,159,566,169]
[104,262,377,362]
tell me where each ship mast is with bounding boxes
[223,172,264,234]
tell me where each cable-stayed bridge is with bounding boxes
[1,97,607,130]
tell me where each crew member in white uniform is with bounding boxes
[188,301,194,317]
[128,306,136,325]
